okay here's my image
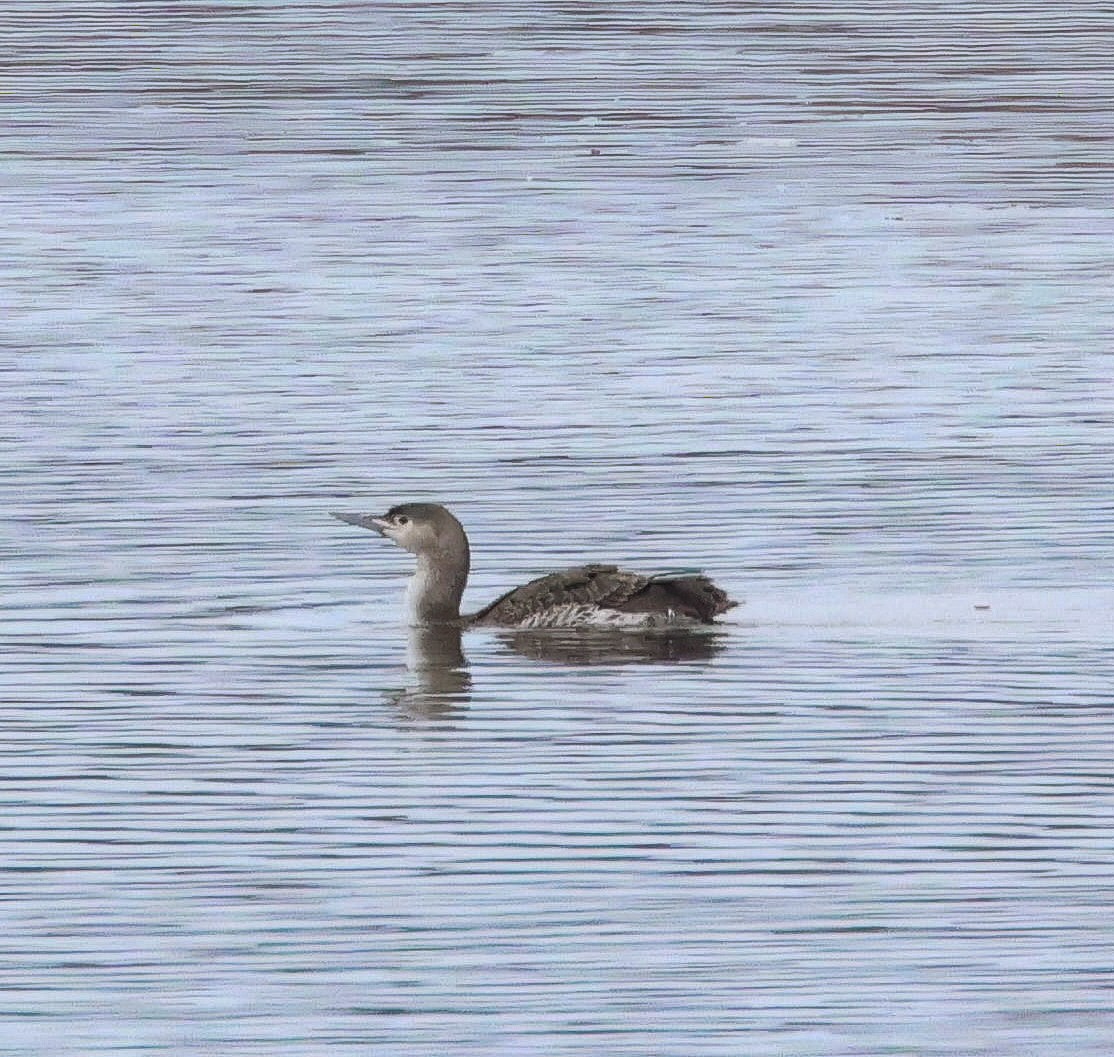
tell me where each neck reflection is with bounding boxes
[385,624,472,719]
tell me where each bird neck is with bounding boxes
[407,548,469,625]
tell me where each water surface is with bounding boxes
[3,3,1113,1055]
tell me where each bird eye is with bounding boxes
[395,515,409,525]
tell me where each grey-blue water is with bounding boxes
[3,3,1113,1055]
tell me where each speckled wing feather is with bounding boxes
[470,564,651,627]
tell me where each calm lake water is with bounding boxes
[3,3,1113,1055]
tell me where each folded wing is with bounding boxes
[471,564,735,627]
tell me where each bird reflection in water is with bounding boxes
[386,622,728,719]
[384,624,472,720]
[495,627,729,665]
[385,624,727,718]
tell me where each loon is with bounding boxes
[332,502,737,629]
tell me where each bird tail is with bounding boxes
[623,574,737,623]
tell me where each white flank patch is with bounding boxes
[514,604,687,630]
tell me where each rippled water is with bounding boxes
[4,3,1114,1055]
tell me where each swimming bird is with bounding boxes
[332,502,737,629]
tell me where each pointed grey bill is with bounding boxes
[331,511,388,534]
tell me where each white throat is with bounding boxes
[404,560,435,625]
